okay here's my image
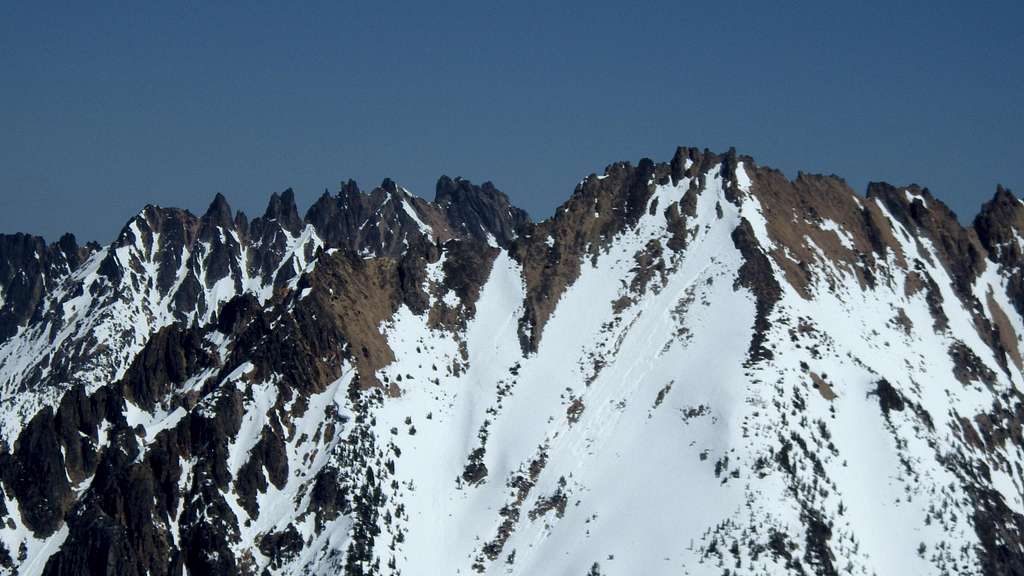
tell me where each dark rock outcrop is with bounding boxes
[434,176,529,248]
[0,232,94,342]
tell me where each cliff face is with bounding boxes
[1,149,1024,575]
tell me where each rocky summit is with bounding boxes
[1,147,1024,575]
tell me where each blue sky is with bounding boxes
[1,1,1021,242]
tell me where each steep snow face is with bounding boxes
[3,151,1024,575]
[363,169,768,574]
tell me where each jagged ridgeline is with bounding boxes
[0,148,1023,575]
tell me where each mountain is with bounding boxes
[0,147,1023,575]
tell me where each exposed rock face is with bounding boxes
[976,186,1024,317]
[0,233,95,342]
[1,151,1024,575]
[512,157,668,352]
[434,176,530,248]
[303,180,429,257]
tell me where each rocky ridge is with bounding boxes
[0,148,1023,575]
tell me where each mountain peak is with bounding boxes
[974,184,1024,267]
[202,192,235,229]
[340,178,360,198]
[994,183,1017,203]
[434,175,529,247]
[380,178,400,194]
[263,188,302,232]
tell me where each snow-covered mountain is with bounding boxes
[1,147,1023,575]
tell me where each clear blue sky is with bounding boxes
[1,1,1021,242]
